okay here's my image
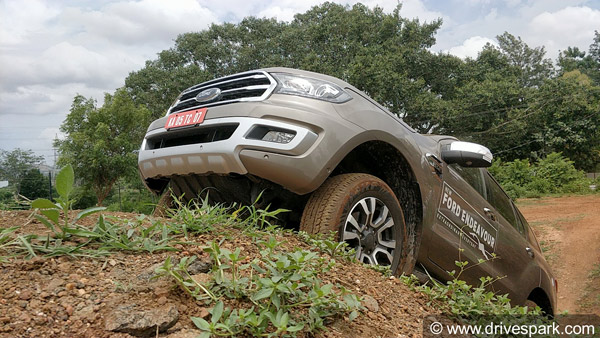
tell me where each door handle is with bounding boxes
[525,247,535,258]
[483,207,496,221]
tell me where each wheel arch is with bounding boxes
[329,139,424,274]
[527,287,554,316]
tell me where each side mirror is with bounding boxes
[441,141,493,168]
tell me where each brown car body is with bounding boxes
[138,67,557,315]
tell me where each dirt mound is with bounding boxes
[1,194,597,337]
[0,210,435,337]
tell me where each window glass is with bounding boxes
[484,172,519,230]
[516,208,539,245]
[449,164,485,197]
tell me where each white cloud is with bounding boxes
[0,0,61,47]
[60,0,216,45]
[1,0,600,165]
[529,6,600,54]
[447,36,498,59]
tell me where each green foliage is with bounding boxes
[400,259,543,328]
[297,231,356,261]
[156,237,361,337]
[0,188,18,210]
[167,193,232,237]
[55,89,151,205]
[489,153,593,199]
[31,165,106,240]
[104,182,156,214]
[20,169,49,200]
[0,148,44,196]
[92,215,178,253]
[71,186,99,210]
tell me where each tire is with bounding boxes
[524,300,540,313]
[153,191,174,217]
[300,173,408,273]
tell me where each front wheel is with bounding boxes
[300,174,408,273]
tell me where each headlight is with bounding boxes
[165,93,183,116]
[271,73,351,103]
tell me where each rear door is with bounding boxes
[482,172,539,304]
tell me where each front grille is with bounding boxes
[168,71,276,115]
[146,124,238,150]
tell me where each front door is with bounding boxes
[427,163,499,285]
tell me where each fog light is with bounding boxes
[262,130,295,144]
[246,125,297,144]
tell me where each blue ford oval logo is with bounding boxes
[195,88,221,103]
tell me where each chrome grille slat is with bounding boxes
[183,74,266,94]
[168,71,276,115]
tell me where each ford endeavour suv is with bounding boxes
[138,67,557,315]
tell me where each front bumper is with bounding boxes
[138,116,320,194]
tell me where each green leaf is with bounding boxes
[63,227,102,238]
[349,310,359,321]
[211,301,224,324]
[55,164,74,199]
[35,215,57,234]
[191,316,211,330]
[287,323,304,332]
[75,207,106,222]
[253,287,274,301]
[40,209,60,224]
[31,198,57,210]
[17,236,36,258]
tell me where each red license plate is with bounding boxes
[165,108,207,129]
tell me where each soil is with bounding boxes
[517,194,600,315]
[0,210,438,338]
[1,195,597,337]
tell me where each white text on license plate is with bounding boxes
[165,108,207,129]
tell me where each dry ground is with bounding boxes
[0,194,597,337]
[518,194,600,315]
[0,210,436,338]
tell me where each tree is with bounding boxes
[528,73,600,171]
[494,32,554,88]
[558,30,600,85]
[56,89,151,205]
[20,168,48,200]
[124,3,448,132]
[0,148,43,196]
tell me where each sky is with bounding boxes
[1,0,599,166]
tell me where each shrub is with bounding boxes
[491,152,593,198]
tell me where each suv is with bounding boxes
[138,67,557,315]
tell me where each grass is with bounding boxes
[578,263,600,312]
[0,175,560,336]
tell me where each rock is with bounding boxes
[187,260,212,274]
[157,297,167,305]
[18,290,32,300]
[65,304,74,316]
[166,329,205,338]
[136,263,165,281]
[45,278,65,293]
[362,295,379,312]
[153,286,170,298]
[105,304,179,337]
[191,274,211,285]
[197,308,209,319]
[65,283,75,291]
